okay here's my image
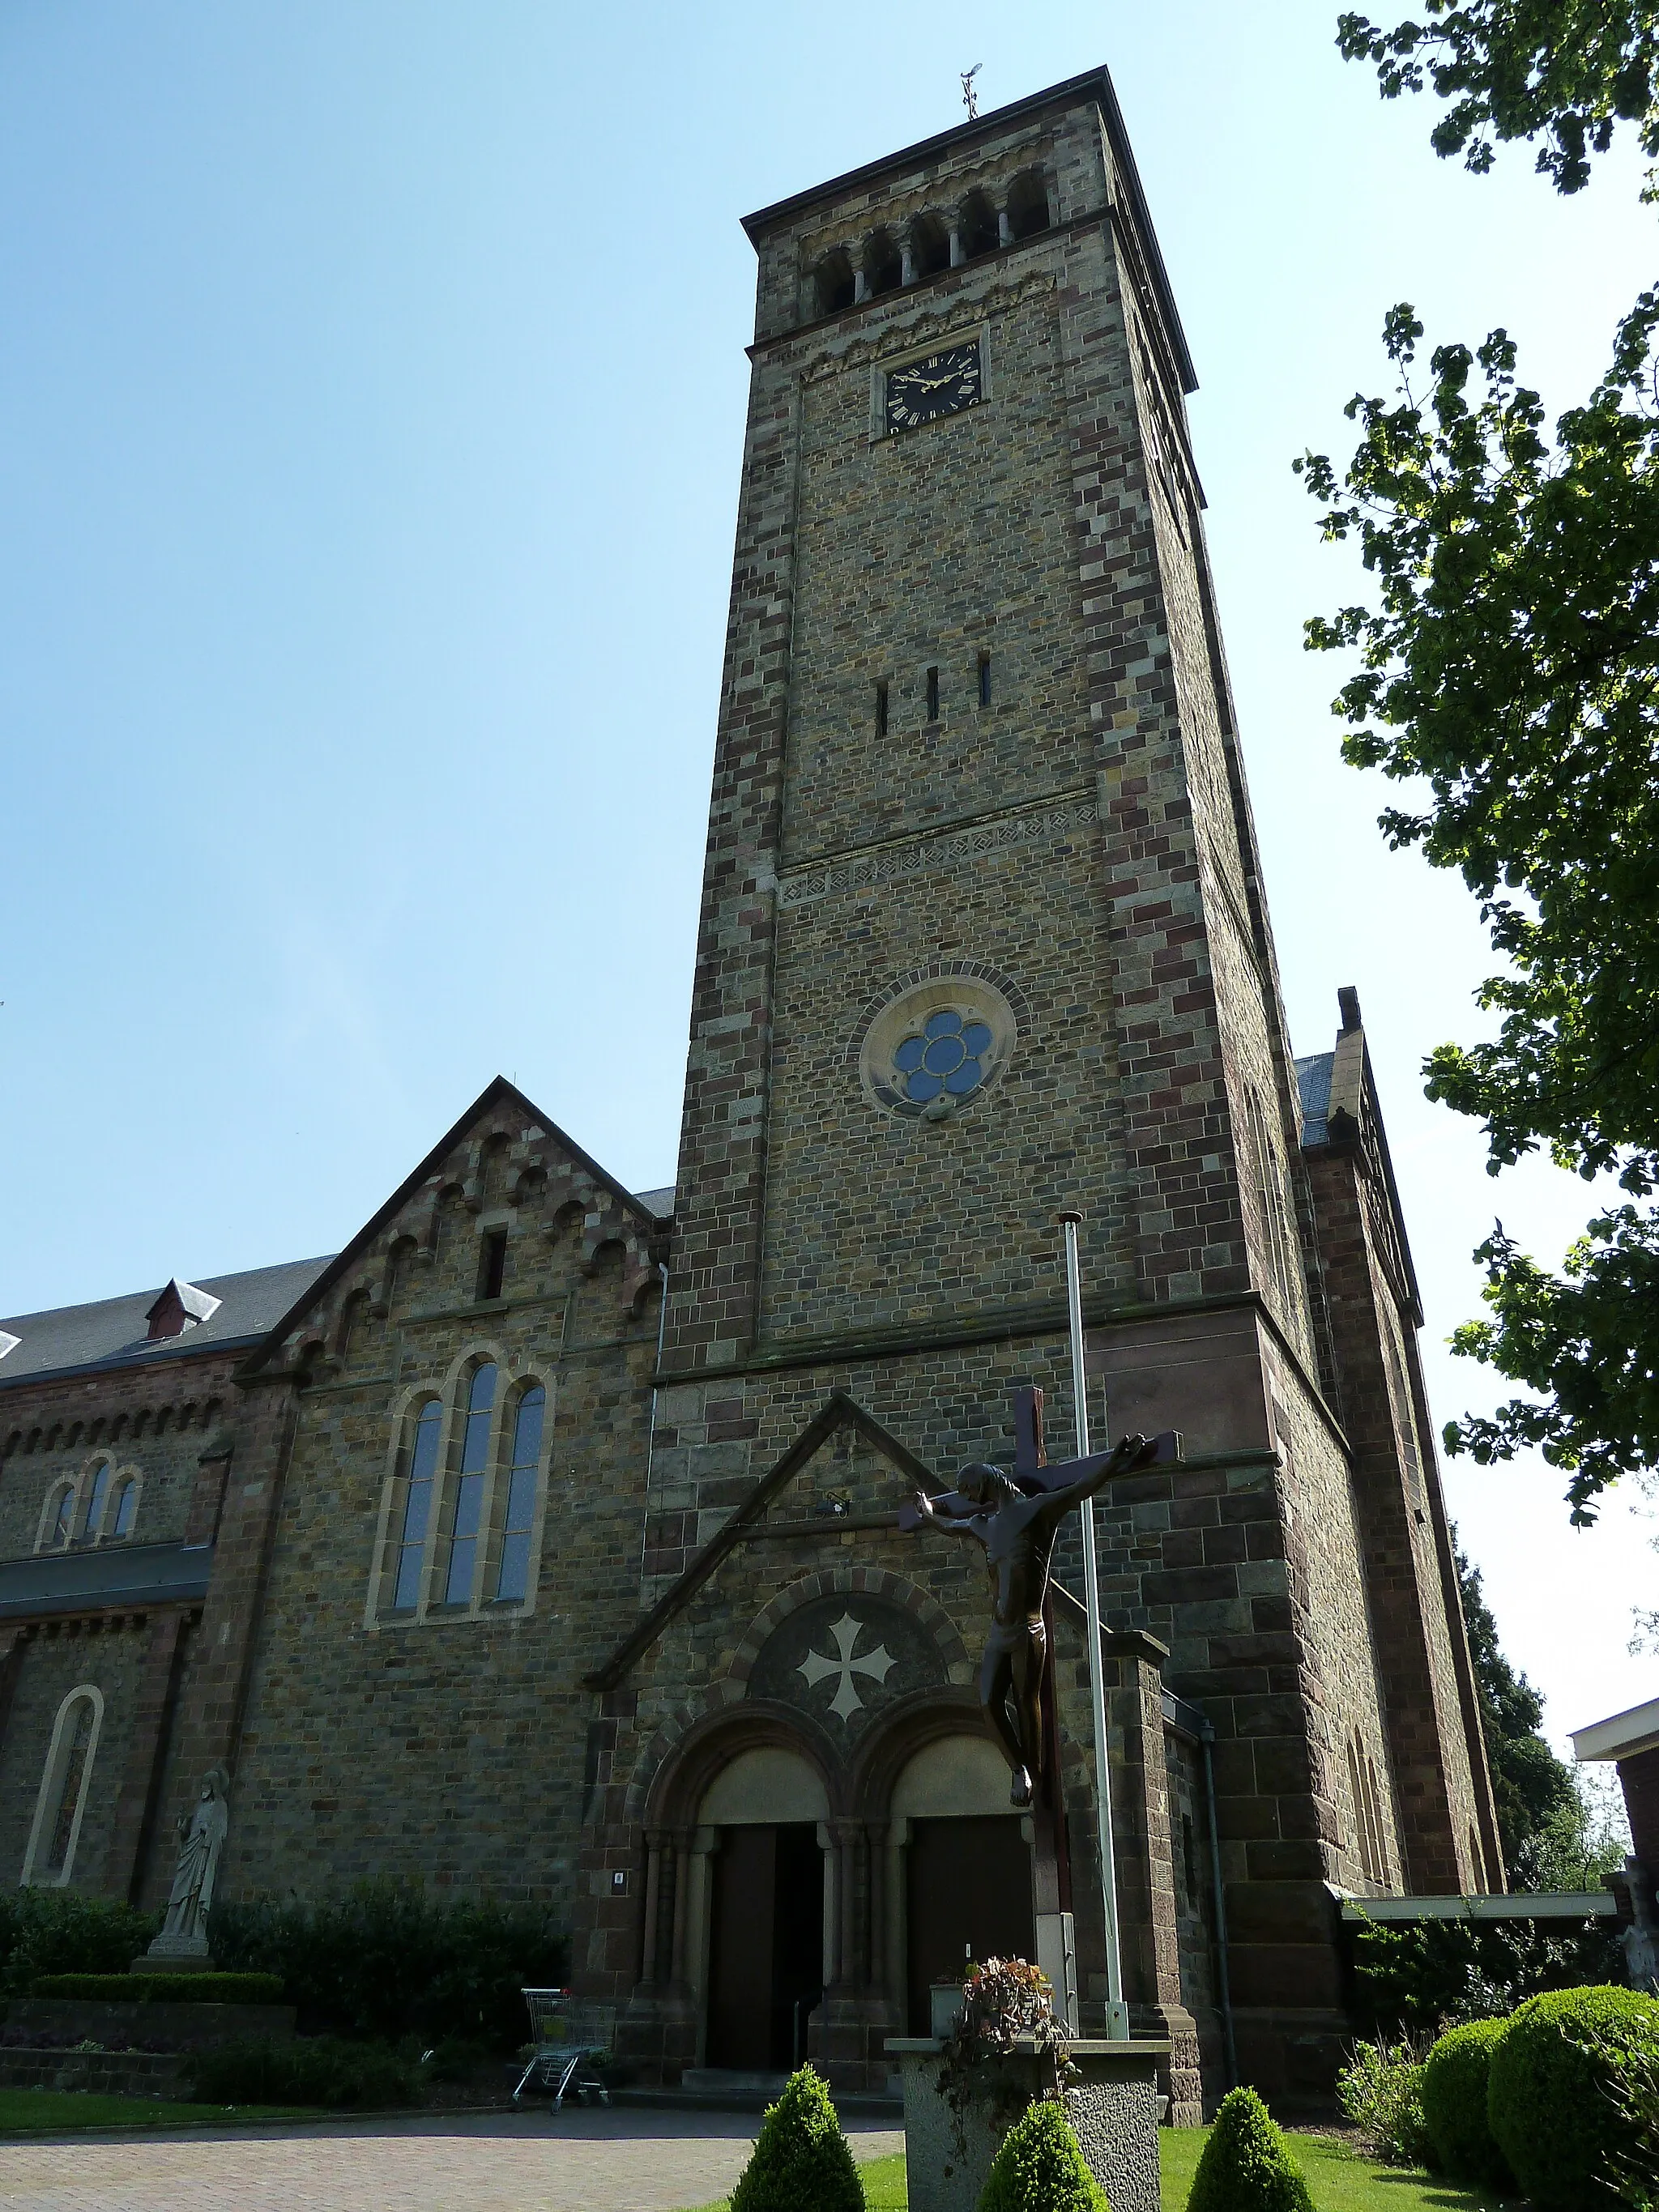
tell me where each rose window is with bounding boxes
[893,1008,994,1105]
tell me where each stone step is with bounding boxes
[680,2068,790,2096]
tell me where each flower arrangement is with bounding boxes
[935,1955,1076,2172]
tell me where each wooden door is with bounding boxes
[906,1814,1034,2032]
[706,1825,776,2069]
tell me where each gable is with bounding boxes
[585,1392,937,1691]
[241,1076,669,1379]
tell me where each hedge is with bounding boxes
[31,1972,285,2005]
[1348,1910,1623,2034]
[207,1885,567,2050]
[189,2035,420,2110]
[0,1890,157,1997]
[1486,1983,1659,2209]
[1420,2018,1512,2191]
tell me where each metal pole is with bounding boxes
[1059,1210,1129,2042]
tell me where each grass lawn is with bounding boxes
[0,2087,318,2134]
[1161,2128,1505,2212]
[687,2133,1503,2211]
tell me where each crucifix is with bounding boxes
[900,1387,1179,1808]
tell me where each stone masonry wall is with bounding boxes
[215,1098,664,1920]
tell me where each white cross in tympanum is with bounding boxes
[796,1613,896,1721]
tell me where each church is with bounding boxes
[0,66,1500,2117]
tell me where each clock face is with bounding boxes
[885,340,982,433]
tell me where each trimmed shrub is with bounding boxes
[728,2066,864,2212]
[1336,2037,1432,2165]
[977,2097,1107,2212]
[189,2035,420,2109]
[32,1972,284,2005]
[0,1890,157,1997]
[1421,2017,1513,2191]
[1187,2086,1316,2212]
[1589,2021,1659,2211]
[1487,1984,1659,2209]
[208,1884,566,2050]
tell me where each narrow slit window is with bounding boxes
[50,1487,75,1549]
[495,1384,545,1603]
[83,1464,109,1542]
[445,1363,497,1605]
[477,1229,507,1303]
[109,1479,137,1541]
[392,1401,442,1610]
[925,666,940,722]
[977,650,992,708]
[875,680,889,738]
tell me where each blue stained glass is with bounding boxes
[945,1059,983,1095]
[923,1036,966,1076]
[963,1022,992,1055]
[894,1034,927,1073]
[923,1009,961,1039]
[906,1070,944,1102]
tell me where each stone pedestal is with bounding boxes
[885,2036,1167,2212]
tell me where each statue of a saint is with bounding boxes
[904,1430,1175,1807]
[148,1767,231,1959]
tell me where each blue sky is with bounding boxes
[2,2,1653,1757]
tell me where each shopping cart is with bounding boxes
[514,1988,615,2107]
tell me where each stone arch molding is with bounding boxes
[622,1566,972,1827]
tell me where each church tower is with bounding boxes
[583,66,1498,2108]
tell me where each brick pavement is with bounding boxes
[0,2108,906,2212]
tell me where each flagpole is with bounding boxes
[1058,1209,1129,2042]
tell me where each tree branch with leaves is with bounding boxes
[1303,3,1659,1523]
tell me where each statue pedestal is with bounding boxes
[885,2036,1167,2212]
[134,1937,215,1974]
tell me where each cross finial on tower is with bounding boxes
[961,63,982,120]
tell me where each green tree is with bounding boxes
[1337,2,1659,193]
[1457,1544,1626,1882]
[1300,4,1659,1523]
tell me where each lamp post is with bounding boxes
[1058,1209,1129,2043]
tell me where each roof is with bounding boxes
[0,1257,335,1392]
[1572,1694,1659,1764]
[632,1186,676,1221]
[741,64,1197,395]
[1294,1053,1334,1148]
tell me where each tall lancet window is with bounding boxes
[444,1362,497,1605]
[495,1385,544,1604]
[392,1400,442,1611]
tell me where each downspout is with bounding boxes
[1199,1718,1238,2091]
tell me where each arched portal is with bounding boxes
[886,1733,1034,2031]
[696,1744,830,2074]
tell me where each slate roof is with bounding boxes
[0,1257,336,1392]
[0,1174,674,1394]
[1294,1053,1334,1148]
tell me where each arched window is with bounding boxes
[107,1477,138,1541]
[1346,1732,1392,1886]
[391,1400,443,1611]
[815,249,855,317]
[83,1462,111,1542]
[958,189,998,258]
[910,212,950,280]
[40,1483,76,1553]
[863,230,902,299]
[1006,171,1051,241]
[23,1686,103,1886]
[495,1384,545,1604]
[442,1363,497,1605]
